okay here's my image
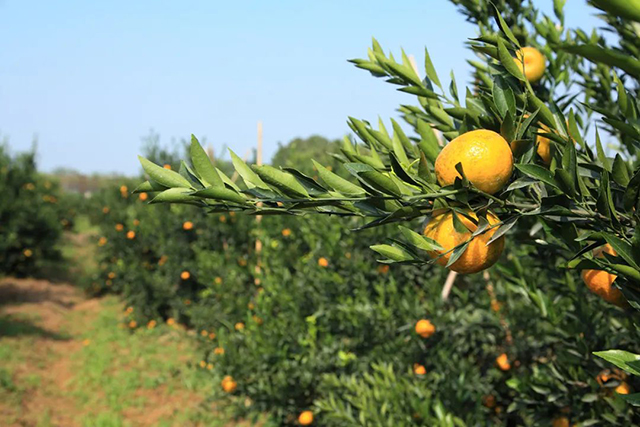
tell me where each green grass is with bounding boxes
[68,296,238,426]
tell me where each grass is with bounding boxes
[0,294,245,426]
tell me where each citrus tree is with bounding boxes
[132,0,640,424]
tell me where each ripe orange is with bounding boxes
[133,219,140,226]
[377,264,390,274]
[515,47,546,83]
[482,395,496,408]
[209,332,216,339]
[496,353,511,371]
[199,360,206,368]
[120,185,128,193]
[415,319,436,338]
[115,223,124,232]
[298,411,314,425]
[282,228,291,237]
[413,364,427,375]
[207,363,213,370]
[491,300,501,312]
[318,257,329,268]
[551,416,569,427]
[129,320,137,329]
[180,271,191,280]
[23,249,33,258]
[435,130,513,195]
[214,277,223,285]
[167,318,175,326]
[423,209,505,274]
[581,244,627,308]
[139,192,148,201]
[616,382,632,395]
[214,347,225,355]
[235,322,245,331]
[147,320,157,329]
[163,164,171,170]
[183,221,194,230]
[98,237,108,246]
[102,206,110,214]
[221,375,237,393]
[201,330,208,337]
[220,215,227,223]
[126,231,136,240]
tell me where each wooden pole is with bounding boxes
[441,271,457,300]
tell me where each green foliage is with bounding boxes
[0,144,68,276]
[127,0,640,425]
[271,135,344,177]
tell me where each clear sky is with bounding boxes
[0,1,602,175]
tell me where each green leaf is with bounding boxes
[149,187,202,204]
[497,38,525,82]
[527,93,556,128]
[416,120,441,163]
[132,180,168,193]
[623,168,640,212]
[620,393,640,407]
[312,160,365,197]
[418,152,435,184]
[359,171,403,197]
[612,154,631,186]
[252,165,309,198]
[602,233,640,270]
[515,164,559,189]
[229,149,268,189]
[399,226,443,251]
[138,156,192,189]
[445,242,469,268]
[593,350,640,376]
[595,128,610,172]
[424,47,442,89]
[370,244,414,262]
[559,43,640,78]
[492,76,516,118]
[190,135,223,188]
[567,110,585,148]
[553,0,566,23]
[590,0,640,23]
[492,5,521,48]
[190,187,248,205]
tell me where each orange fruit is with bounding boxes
[423,209,505,274]
[163,164,171,169]
[616,382,632,395]
[318,257,329,268]
[491,300,501,312]
[496,353,511,371]
[435,129,513,195]
[298,411,314,425]
[515,47,546,83]
[551,416,569,427]
[183,221,194,230]
[235,322,245,331]
[413,364,427,375]
[115,224,124,232]
[98,237,107,246]
[581,244,627,308]
[128,320,137,329]
[214,277,223,285]
[120,185,128,193]
[377,264,390,274]
[23,249,33,258]
[221,376,237,393]
[180,271,191,280]
[209,332,216,339]
[126,231,136,240]
[199,360,206,368]
[415,319,435,338]
[214,347,225,355]
[482,395,496,408]
[282,228,291,237]
[133,219,140,226]
[147,320,156,329]
[167,318,175,326]
[102,206,110,214]
[139,192,148,201]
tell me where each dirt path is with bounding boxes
[0,277,241,427]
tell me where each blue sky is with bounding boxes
[0,1,602,174]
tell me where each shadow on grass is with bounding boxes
[0,315,70,340]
